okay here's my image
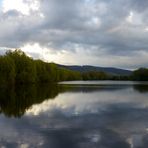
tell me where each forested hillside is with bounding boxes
[0,49,147,86]
[0,49,81,85]
[58,65,132,75]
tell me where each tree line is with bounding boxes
[0,49,147,86]
[0,49,82,85]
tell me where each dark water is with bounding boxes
[0,81,148,148]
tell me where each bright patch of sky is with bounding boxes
[2,0,39,15]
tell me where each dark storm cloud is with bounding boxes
[0,0,148,68]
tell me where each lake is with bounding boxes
[0,81,148,148]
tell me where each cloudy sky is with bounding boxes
[0,0,148,69]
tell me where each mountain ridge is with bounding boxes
[57,64,132,76]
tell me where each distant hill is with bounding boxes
[57,64,132,76]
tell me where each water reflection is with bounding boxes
[133,84,148,93]
[0,83,148,117]
[0,84,69,117]
[0,82,148,147]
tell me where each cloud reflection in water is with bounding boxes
[0,82,148,147]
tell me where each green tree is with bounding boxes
[6,49,36,84]
[0,56,15,85]
[132,68,148,81]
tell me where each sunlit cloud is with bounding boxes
[2,0,39,15]
[21,43,61,62]
[126,11,133,23]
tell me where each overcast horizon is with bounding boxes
[0,0,148,70]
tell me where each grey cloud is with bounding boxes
[0,0,148,68]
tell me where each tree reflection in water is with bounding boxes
[0,84,69,117]
[0,83,147,118]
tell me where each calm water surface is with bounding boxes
[0,81,148,148]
